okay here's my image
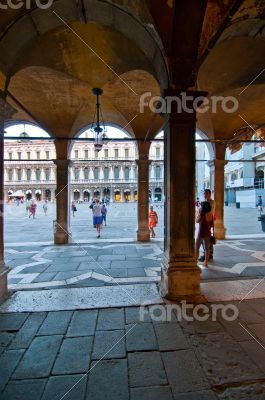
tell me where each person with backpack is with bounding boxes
[101,203,107,226]
[93,198,102,238]
[195,201,213,267]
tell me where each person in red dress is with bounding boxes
[149,206,158,238]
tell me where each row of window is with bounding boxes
[6,165,162,182]
[6,169,51,181]
[6,151,51,161]
[73,166,162,180]
[5,147,162,161]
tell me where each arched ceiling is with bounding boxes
[2,0,265,145]
[197,0,265,143]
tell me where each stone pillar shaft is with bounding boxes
[137,147,151,242]
[0,96,15,299]
[209,158,227,239]
[54,159,72,244]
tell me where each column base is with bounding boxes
[214,224,226,240]
[160,257,204,302]
[54,225,72,245]
[0,267,10,301]
[137,229,150,242]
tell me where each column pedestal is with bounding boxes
[54,159,72,245]
[161,258,201,301]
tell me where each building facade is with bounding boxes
[202,141,265,207]
[4,138,164,203]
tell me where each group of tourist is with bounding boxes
[25,198,49,219]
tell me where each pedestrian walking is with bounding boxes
[101,203,107,226]
[29,200,37,219]
[257,195,263,215]
[72,201,77,217]
[43,200,48,216]
[93,198,102,238]
[26,198,32,215]
[198,189,216,262]
[195,201,213,267]
[149,205,158,238]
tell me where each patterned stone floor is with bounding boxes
[1,301,265,399]
[4,238,265,291]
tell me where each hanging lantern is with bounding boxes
[91,88,106,153]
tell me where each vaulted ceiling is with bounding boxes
[0,0,264,144]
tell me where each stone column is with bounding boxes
[208,149,227,239]
[0,96,15,299]
[161,90,206,301]
[53,159,72,244]
[137,141,151,242]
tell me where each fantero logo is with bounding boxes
[0,0,53,9]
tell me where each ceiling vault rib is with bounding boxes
[6,90,50,134]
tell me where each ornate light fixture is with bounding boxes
[91,88,108,153]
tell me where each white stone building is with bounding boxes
[4,137,164,203]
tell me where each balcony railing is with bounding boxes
[5,178,164,185]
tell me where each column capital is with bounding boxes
[0,96,16,131]
[162,89,208,120]
[53,159,73,168]
[208,159,228,169]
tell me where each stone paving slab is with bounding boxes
[1,379,46,400]
[128,351,167,387]
[52,336,93,374]
[9,313,46,349]
[66,310,98,337]
[97,308,125,330]
[87,359,129,400]
[162,350,210,394]
[92,329,126,359]
[130,386,174,400]
[12,335,63,379]
[189,332,265,385]
[125,322,158,351]
[0,313,28,331]
[37,311,73,335]
[0,349,24,391]
[42,374,87,400]
[154,322,189,351]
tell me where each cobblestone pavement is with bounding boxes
[1,301,265,399]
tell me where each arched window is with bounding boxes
[17,169,22,181]
[124,167,130,180]
[104,167,110,181]
[155,166,161,179]
[45,169,50,180]
[26,169,31,180]
[94,167,99,180]
[231,173,237,182]
[74,169,80,180]
[114,167,119,180]
[36,169,41,181]
[84,168,89,180]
